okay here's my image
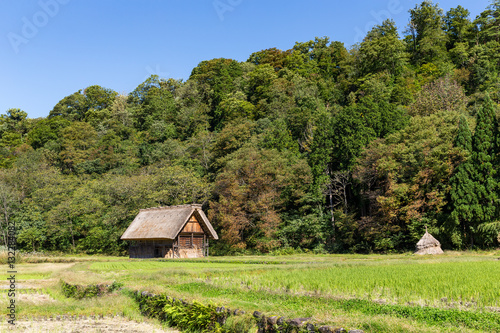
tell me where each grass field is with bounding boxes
[2,251,500,332]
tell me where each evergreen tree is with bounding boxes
[448,115,474,248]
[454,114,473,152]
[469,95,499,246]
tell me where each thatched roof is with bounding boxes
[120,204,218,240]
[415,229,443,255]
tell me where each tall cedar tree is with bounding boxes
[448,114,474,248]
[469,95,499,246]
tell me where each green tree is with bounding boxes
[48,91,86,121]
[245,64,278,109]
[173,80,211,140]
[0,173,20,247]
[357,19,408,76]
[468,95,499,246]
[444,5,472,49]
[406,1,449,66]
[217,91,256,123]
[59,122,98,173]
[467,42,500,92]
[0,109,29,167]
[189,58,243,130]
[14,199,46,251]
[83,85,118,126]
[443,6,472,68]
[473,1,500,44]
[84,85,117,111]
[140,88,176,133]
[331,106,376,171]
[260,118,299,154]
[128,75,164,105]
[0,108,28,139]
[27,116,70,149]
[447,115,474,248]
[129,76,177,135]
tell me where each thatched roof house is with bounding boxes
[415,228,443,255]
[121,204,218,258]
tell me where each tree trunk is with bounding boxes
[329,189,335,234]
[1,201,9,247]
[69,223,75,249]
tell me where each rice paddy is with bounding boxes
[208,260,500,308]
[3,251,500,332]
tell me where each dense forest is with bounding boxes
[3,1,500,254]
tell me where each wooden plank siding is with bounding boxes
[182,215,203,233]
[178,235,204,248]
[129,240,173,258]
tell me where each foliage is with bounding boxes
[133,291,233,333]
[354,111,465,251]
[447,114,474,248]
[466,95,499,246]
[409,76,467,116]
[357,19,408,76]
[406,1,449,66]
[4,1,500,254]
[163,300,225,332]
[210,146,311,252]
[60,280,123,299]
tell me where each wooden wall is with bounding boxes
[129,240,173,258]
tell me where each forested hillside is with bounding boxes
[3,1,500,254]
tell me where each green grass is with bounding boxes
[206,260,500,308]
[7,252,500,332]
[89,254,500,309]
[170,282,500,332]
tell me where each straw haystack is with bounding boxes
[415,228,443,255]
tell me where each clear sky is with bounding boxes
[0,0,492,119]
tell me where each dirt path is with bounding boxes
[0,317,179,333]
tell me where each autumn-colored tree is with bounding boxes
[7,1,500,254]
[409,76,467,116]
[354,111,464,251]
[209,147,311,252]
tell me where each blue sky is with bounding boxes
[0,0,492,119]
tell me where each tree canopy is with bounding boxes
[4,1,500,255]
